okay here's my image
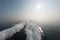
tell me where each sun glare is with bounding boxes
[37,4,41,8]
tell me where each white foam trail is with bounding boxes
[0,22,43,40]
[25,22,42,40]
[0,23,24,40]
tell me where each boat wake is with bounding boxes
[0,22,45,40]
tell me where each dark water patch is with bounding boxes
[41,25,60,40]
[6,25,26,40]
[0,23,18,31]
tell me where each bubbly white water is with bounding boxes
[0,22,43,40]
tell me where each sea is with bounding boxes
[0,22,60,40]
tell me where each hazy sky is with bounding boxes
[0,0,60,23]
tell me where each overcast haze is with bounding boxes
[0,0,60,24]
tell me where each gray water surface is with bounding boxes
[0,23,60,40]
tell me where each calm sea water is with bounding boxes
[41,25,60,40]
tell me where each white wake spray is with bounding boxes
[25,22,43,40]
[0,22,44,40]
[0,23,24,40]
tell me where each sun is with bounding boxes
[37,4,41,8]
